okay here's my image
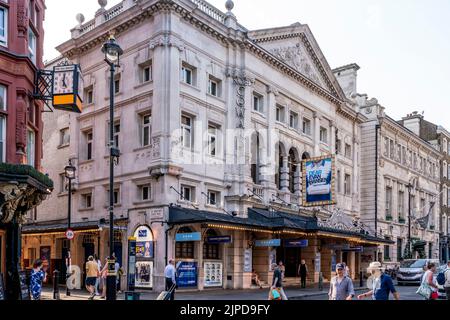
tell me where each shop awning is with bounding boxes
[22,218,128,235]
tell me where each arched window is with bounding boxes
[203,229,220,260]
[289,149,298,193]
[251,133,261,185]
[175,227,195,259]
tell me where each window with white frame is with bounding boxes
[302,118,311,135]
[59,128,70,146]
[141,114,151,147]
[0,6,8,46]
[276,104,285,123]
[114,75,121,94]
[320,127,328,144]
[181,115,193,149]
[83,130,93,160]
[253,93,263,113]
[344,174,351,195]
[84,87,94,104]
[27,129,35,167]
[113,121,120,148]
[181,185,195,202]
[139,184,151,201]
[81,192,93,209]
[207,190,219,206]
[0,115,5,163]
[289,111,299,130]
[113,188,120,205]
[208,124,218,157]
[208,76,221,97]
[28,28,36,64]
[345,143,352,158]
[0,84,5,111]
[140,63,152,83]
[181,64,194,85]
[385,186,392,218]
[398,190,404,219]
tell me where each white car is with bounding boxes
[397,259,440,286]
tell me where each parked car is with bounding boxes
[397,259,440,285]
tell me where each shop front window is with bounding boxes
[203,230,220,260]
[175,227,195,259]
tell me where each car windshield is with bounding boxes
[400,260,426,268]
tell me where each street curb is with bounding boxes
[289,287,366,300]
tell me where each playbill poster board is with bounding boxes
[302,155,336,207]
[204,262,223,287]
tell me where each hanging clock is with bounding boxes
[52,64,84,113]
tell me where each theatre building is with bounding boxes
[23,0,389,292]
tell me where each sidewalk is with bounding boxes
[41,282,366,301]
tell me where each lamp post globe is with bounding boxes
[101,36,123,65]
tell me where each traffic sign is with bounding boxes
[65,229,75,240]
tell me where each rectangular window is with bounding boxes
[0,84,5,111]
[27,129,35,167]
[384,138,389,157]
[320,127,328,144]
[181,115,192,149]
[448,165,450,178]
[59,128,70,146]
[302,118,311,135]
[208,77,220,97]
[289,111,298,130]
[253,93,263,113]
[384,239,391,261]
[208,124,217,157]
[345,144,352,158]
[85,88,93,104]
[398,191,404,219]
[448,189,450,207]
[29,1,36,26]
[141,114,151,147]
[344,174,351,195]
[181,185,195,202]
[113,122,120,148]
[207,190,218,206]
[114,77,120,94]
[82,193,92,209]
[181,65,193,85]
[84,131,93,160]
[337,170,341,193]
[140,185,151,201]
[397,238,403,261]
[143,65,152,83]
[0,116,5,163]
[402,146,407,165]
[397,145,401,162]
[28,28,36,64]
[59,174,66,193]
[420,198,426,216]
[0,6,8,46]
[276,105,285,123]
[113,189,120,205]
[336,139,341,155]
[385,187,392,218]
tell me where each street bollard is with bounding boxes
[53,270,60,300]
[360,271,364,288]
[318,272,323,291]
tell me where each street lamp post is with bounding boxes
[102,34,123,301]
[64,160,76,297]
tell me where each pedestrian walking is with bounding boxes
[419,262,439,300]
[357,261,399,300]
[164,259,177,300]
[99,257,109,299]
[328,263,355,300]
[444,261,450,300]
[29,259,47,300]
[298,259,308,289]
[270,263,288,300]
[278,261,285,282]
[94,254,101,296]
[85,255,99,300]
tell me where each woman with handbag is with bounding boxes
[418,262,439,300]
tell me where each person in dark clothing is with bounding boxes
[298,259,308,288]
[271,263,288,300]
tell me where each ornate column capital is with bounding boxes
[266,85,279,96]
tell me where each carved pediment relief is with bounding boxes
[270,43,324,87]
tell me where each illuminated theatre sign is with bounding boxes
[302,155,336,207]
[52,64,84,113]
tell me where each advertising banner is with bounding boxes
[255,239,281,247]
[283,239,309,248]
[302,155,336,207]
[244,249,252,273]
[135,261,153,289]
[204,262,223,287]
[176,261,198,288]
[134,226,154,259]
[206,236,232,244]
[175,232,201,242]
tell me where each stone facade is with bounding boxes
[334,66,442,264]
[24,0,380,291]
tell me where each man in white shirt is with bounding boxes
[164,259,177,300]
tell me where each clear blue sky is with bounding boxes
[44,0,450,127]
